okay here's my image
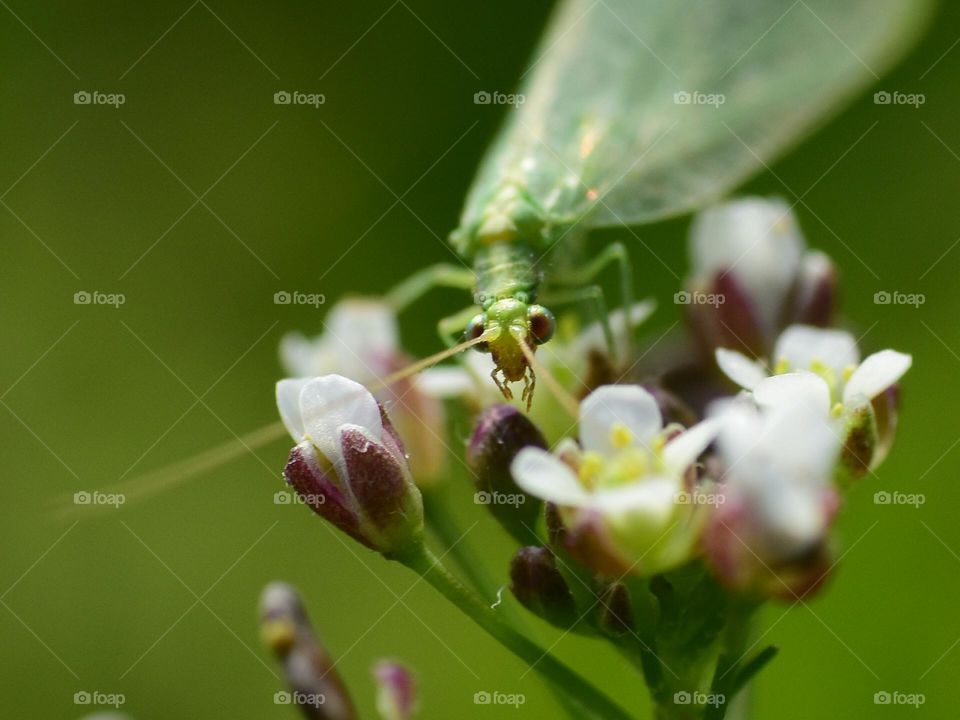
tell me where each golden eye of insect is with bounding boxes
[528,305,556,345]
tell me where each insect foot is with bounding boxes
[276,375,424,558]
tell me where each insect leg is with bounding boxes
[385,263,475,312]
[540,285,615,356]
[551,242,635,361]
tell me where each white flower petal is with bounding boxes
[843,349,912,404]
[753,372,832,417]
[511,448,589,506]
[663,418,720,474]
[414,366,476,398]
[774,325,860,377]
[580,385,662,454]
[690,197,804,331]
[279,332,328,378]
[276,378,312,440]
[590,476,679,520]
[299,375,382,462]
[715,348,768,390]
[568,300,657,363]
[749,477,827,558]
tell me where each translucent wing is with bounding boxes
[457,0,932,234]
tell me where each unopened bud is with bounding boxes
[791,250,837,327]
[259,582,358,720]
[596,582,633,637]
[509,546,578,629]
[467,405,545,544]
[373,660,416,720]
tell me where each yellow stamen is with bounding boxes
[842,364,856,382]
[830,402,845,418]
[610,423,633,449]
[774,357,790,374]
[579,452,604,487]
[808,359,836,389]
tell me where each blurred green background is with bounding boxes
[1,1,958,718]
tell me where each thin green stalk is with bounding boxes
[398,544,635,720]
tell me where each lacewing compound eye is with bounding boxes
[465,314,490,352]
[528,305,556,345]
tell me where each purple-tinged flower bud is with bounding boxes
[596,582,633,637]
[259,582,358,720]
[705,402,841,600]
[509,546,578,629]
[684,197,836,360]
[373,660,416,720]
[790,251,837,328]
[277,376,424,558]
[467,404,545,544]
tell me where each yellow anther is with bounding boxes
[830,402,845,418]
[610,423,633,449]
[617,451,648,479]
[579,452,604,487]
[774,357,790,374]
[842,364,857,382]
[809,359,836,388]
[261,619,297,655]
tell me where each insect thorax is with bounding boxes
[473,242,540,310]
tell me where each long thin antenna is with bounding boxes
[515,332,580,419]
[369,334,487,392]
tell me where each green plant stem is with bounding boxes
[398,544,635,720]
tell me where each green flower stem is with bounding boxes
[398,543,635,720]
[422,486,582,720]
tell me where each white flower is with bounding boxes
[690,197,805,334]
[275,375,422,554]
[705,400,841,597]
[716,324,912,416]
[280,299,399,382]
[510,385,718,576]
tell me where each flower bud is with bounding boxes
[596,582,633,637]
[277,376,424,557]
[259,582,358,720]
[373,661,416,720]
[684,197,835,359]
[467,405,545,544]
[509,546,578,629]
